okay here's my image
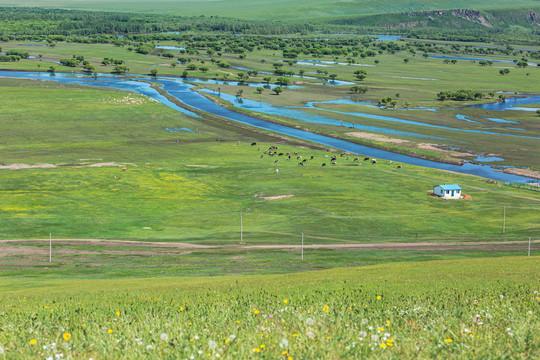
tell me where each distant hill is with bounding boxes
[327,8,540,40]
[0,0,539,21]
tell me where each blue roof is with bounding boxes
[436,184,462,190]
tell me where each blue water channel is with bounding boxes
[0,70,536,183]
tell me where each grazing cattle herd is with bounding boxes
[253,143,404,171]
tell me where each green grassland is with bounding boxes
[1,39,539,171]
[0,257,538,358]
[0,78,538,245]
[2,0,539,20]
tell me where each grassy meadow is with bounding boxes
[1,38,539,171]
[1,0,539,20]
[0,78,539,245]
[0,257,538,359]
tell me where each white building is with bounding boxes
[433,184,462,199]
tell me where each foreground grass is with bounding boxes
[0,256,538,358]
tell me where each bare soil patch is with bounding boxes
[503,167,540,181]
[257,195,295,200]
[346,132,409,144]
[88,162,136,168]
[0,162,136,170]
[417,143,471,158]
[0,163,57,170]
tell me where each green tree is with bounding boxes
[273,86,283,95]
[150,68,158,76]
[112,64,129,73]
[275,77,290,86]
[256,87,264,94]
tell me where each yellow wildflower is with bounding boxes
[108,329,113,334]
[63,333,71,341]
[29,339,37,345]
[180,307,184,311]
[322,305,329,313]
[284,299,288,304]
[444,338,453,343]
[282,350,288,355]
[380,343,387,348]
[253,348,261,353]
[260,344,265,349]
[116,311,120,317]
[376,296,382,300]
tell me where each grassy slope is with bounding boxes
[0,78,539,244]
[1,0,539,20]
[0,257,538,358]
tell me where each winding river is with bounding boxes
[0,70,536,183]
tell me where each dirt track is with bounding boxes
[1,238,538,253]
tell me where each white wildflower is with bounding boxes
[305,318,314,326]
[306,331,315,339]
[146,345,154,350]
[359,331,367,338]
[280,338,288,348]
[160,333,169,341]
[371,335,379,342]
[209,340,217,349]
[228,335,236,342]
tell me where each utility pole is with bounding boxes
[49,233,52,262]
